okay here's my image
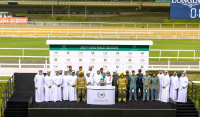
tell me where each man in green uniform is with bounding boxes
[150,72,159,102]
[125,71,130,100]
[76,66,84,77]
[112,71,119,101]
[142,70,151,101]
[100,68,106,78]
[129,70,137,102]
[67,66,73,75]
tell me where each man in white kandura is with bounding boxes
[94,70,102,86]
[106,71,112,86]
[177,72,188,103]
[157,70,164,101]
[34,70,45,103]
[68,71,77,101]
[52,71,62,102]
[160,71,170,103]
[62,71,69,101]
[86,72,93,86]
[44,71,52,102]
[87,66,95,86]
[170,72,179,101]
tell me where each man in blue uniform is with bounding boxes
[142,70,151,102]
[136,69,143,100]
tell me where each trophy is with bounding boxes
[100,77,106,86]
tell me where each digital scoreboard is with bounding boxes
[170,0,200,19]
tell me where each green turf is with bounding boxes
[0,38,200,61]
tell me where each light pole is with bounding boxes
[85,0,87,19]
[68,0,70,17]
[52,0,53,17]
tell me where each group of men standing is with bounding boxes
[114,69,188,103]
[34,66,188,103]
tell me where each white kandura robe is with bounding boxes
[157,73,164,100]
[68,75,77,101]
[87,70,95,86]
[94,74,102,86]
[86,75,93,86]
[52,75,62,101]
[106,76,113,86]
[160,75,170,102]
[62,75,70,100]
[177,76,188,103]
[169,76,179,100]
[44,75,52,102]
[34,74,45,102]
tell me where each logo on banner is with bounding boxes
[132,45,136,48]
[62,45,66,48]
[127,65,132,69]
[141,52,144,55]
[91,51,95,54]
[171,0,200,8]
[66,58,70,62]
[141,65,144,68]
[78,51,83,55]
[128,58,132,62]
[97,92,105,98]
[53,51,58,55]
[67,51,70,54]
[79,58,82,61]
[103,65,107,69]
[53,65,58,68]
[91,58,95,62]
[128,52,132,55]
[115,58,120,62]
[140,58,145,62]
[103,51,108,55]
[91,65,94,68]
[116,52,119,55]
[116,65,119,68]
[54,58,57,61]
[104,58,107,61]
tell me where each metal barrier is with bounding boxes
[1,75,15,117]
[187,80,200,117]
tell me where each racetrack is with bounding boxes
[1,26,200,39]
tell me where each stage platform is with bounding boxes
[5,73,177,117]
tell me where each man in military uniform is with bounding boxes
[76,66,84,77]
[117,72,128,102]
[142,70,151,101]
[129,70,137,102]
[68,66,73,75]
[100,68,106,78]
[112,71,119,101]
[125,71,130,100]
[76,71,87,102]
[150,72,159,102]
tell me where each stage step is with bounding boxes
[177,110,198,113]
[5,101,28,117]
[176,99,199,117]
[176,104,194,107]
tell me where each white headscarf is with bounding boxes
[37,70,44,76]
[164,71,169,76]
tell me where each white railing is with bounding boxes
[0,56,200,70]
[1,28,200,39]
[1,22,200,28]
[0,48,198,60]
